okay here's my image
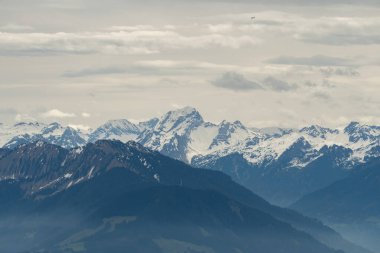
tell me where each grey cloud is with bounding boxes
[312,91,331,100]
[0,108,18,115]
[299,33,380,46]
[319,67,359,77]
[0,108,18,123]
[0,30,258,57]
[292,16,380,46]
[213,73,298,92]
[62,61,241,78]
[0,24,34,32]
[212,72,263,91]
[63,67,126,78]
[262,76,297,92]
[267,55,354,67]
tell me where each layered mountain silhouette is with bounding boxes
[0,140,370,253]
[1,107,378,206]
[292,158,380,253]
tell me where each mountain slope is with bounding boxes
[292,158,380,252]
[88,119,140,143]
[0,140,370,253]
[1,107,379,208]
[2,122,88,149]
[0,175,341,253]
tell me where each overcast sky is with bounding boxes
[0,0,379,129]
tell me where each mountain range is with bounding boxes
[1,107,379,206]
[292,158,380,253]
[0,140,369,253]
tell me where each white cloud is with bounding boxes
[0,24,34,32]
[0,28,260,56]
[81,112,91,118]
[207,11,380,45]
[41,109,76,118]
[14,114,36,122]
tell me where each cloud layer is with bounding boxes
[0,29,259,56]
[41,109,76,118]
[212,72,263,91]
[0,1,379,128]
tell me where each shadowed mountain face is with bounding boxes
[292,158,380,253]
[0,141,369,253]
[2,171,337,253]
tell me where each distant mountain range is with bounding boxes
[1,107,379,205]
[0,140,369,253]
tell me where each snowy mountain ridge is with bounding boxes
[1,107,379,170]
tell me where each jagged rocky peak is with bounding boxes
[344,121,380,143]
[89,139,149,155]
[13,121,42,127]
[257,127,294,138]
[319,144,352,154]
[56,127,87,146]
[89,119,140,143]
[207,120,249,149]
[290,136,312,149]
[156,106,204,132]
[137,118,159,132]
[344,121,361,133]
[42,122,62,134]
[218,120,248,136]
[300,125,339,138]
[219,120,247,130]
[21,140,63,152]
[0,140,68,180]
[101,119,140,133]
[91,139,127,152]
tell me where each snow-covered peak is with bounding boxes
[0,122,46,147]
[137,118,159,132]
[41,122,63,135]
[154,107,203,133]
[300,125,339,139]
[102,119,139,133]
[255,127,294,138]
[89,119,140,143]
[170,106,199,118]
[208,120,250,150]
[219,120,246,130]
[344,121,380,143]
[13,121,42,128]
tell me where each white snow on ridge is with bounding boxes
[0,122,46,147]
[187,124,218,160]
[1,108,379,170]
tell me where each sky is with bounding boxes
[0,0,379,129]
